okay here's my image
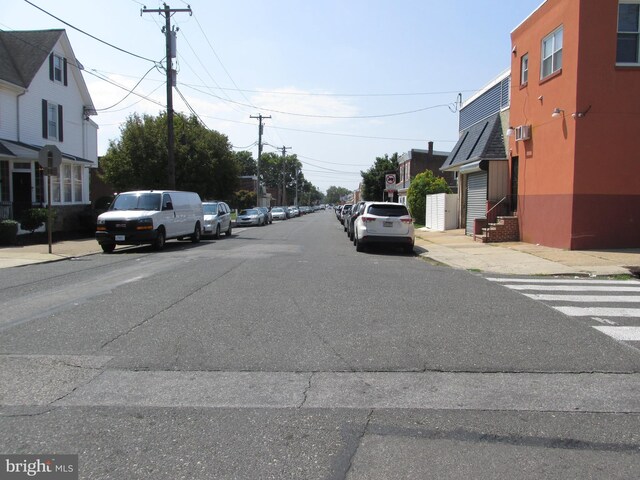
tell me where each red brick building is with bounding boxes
[509,0,640,249]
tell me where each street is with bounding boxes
[2,211,639,479]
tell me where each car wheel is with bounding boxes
[191,223,201,243]
[226,224,232,237]
[214,224,221,239]
[101,243,115,254]
[355,236,364,252]
[404,244,413,254]
[154,228,166,251]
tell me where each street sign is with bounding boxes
[385,174,397,191]
[38,145,62,170]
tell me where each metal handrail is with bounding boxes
[485,196,509,222]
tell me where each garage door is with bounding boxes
[465,171,487,235]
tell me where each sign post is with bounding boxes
[385,174,397,202]
[38,145,62,254]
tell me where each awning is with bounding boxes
[440,113,507,173]
[458,160,487,174]
[0,139,94,164]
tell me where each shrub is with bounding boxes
[0,219,19,245]
[19,208,51,233]
[407,171,451,225]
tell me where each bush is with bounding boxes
[407,171,451,225]
[0,219,19,245]
[19,208,51,233]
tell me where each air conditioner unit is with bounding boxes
[515,125,531,141]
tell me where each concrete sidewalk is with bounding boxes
[0,229,639,277]
[414,228,640,277]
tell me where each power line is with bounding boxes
[95,64,160,111]
[24,0,159,64]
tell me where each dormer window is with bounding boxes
[53,55,63,82]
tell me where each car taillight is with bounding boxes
[361,216,376,222]
[400,217,413,224]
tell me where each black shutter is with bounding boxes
[49,53,54,81]
[42,99,48,139]
[63,58,68,86]
[58,105,64,142]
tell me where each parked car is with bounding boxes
[288,206,300,217]
[96,190,203,253]
[353,202,414,253]
[346,201,366,240]
[257,207,272,224]
[202,201,232,238]
[339,204,352,225]
[271,207,287,220]
[236,208,265,226]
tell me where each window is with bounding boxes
[53,55,63,82]
[42,100,63,141]
[48,103,58,140]
[541,26,563,79]
[73,165,83,202]
[520,53,529,85]
[617,1,640,64]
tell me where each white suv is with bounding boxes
[353,202,414,253]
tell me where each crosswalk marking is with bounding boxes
[554,306,640,317]
[486,276,640,348]
[486,277,640,285]
[523,294,640,302]
[504,284,640,292]
[593,327,640,341]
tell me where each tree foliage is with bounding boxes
[100,112,239,201]
[406,170,452,224]
[325,186,352,204]
[360,153,399,201]
[234,151,256,176]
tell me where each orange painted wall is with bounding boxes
[510,0,640,249]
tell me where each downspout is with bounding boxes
[16,88,27,142]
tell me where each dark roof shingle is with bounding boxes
[0,30,63,88]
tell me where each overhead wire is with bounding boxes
[23,0,159,65]
[95,64,161,111]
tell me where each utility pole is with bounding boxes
[250,114,271,206]
[280,145,291,205]
[142,3,191,189]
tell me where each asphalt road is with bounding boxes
[2,211,639,479]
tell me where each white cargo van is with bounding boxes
[96,190,204,253]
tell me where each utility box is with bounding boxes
[425,193,459,231]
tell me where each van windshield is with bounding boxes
[110,193,162,211]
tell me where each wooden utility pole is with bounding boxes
[280,145,291,205]
[142,3,191,189]
[250,114,271,206]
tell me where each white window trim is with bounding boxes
[520,53,529,85]
[53,54,64,83]
[48,162,85,205]
[47,101,59,141]
[617,0,640,66]
[541,26,563,79]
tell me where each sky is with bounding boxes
[3,0,543,193]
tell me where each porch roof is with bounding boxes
[440,113,507,172]
[0,139,93,164]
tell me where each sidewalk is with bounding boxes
[414,228,640,277]
[0,229,639,277]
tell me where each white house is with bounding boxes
[0,29,98,230]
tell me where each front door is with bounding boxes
[12,172,32,220]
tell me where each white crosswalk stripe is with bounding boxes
[487,277,640,348]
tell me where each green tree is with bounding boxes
[234,151,256,176]
[325,186,352,204]
[100,112,238,200]
[361,153,399,201]
[406,170,452,224]
[232,190,256,210]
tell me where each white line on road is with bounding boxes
[487,278,640,285]
[554,306,640,317]
[593,326,640,341]
[523,294,640,302]
[504,285,640,292]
